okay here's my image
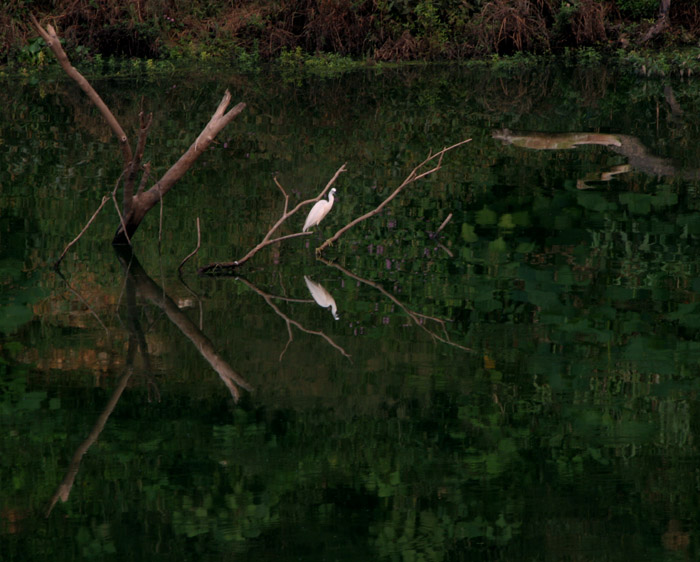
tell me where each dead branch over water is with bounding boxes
[30,15,133,166]
[200,141,469,272]
[316,139,471,254]
[198,165,347,273]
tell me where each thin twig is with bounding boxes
[274,176,289,214]
[434,213,454,257]
[53,268,110,335]
[54,195,110,268]
[435,213,453,236]
[111,171,132,246]
[265,231,313,245]
[437,242,454,258]
[158,184,164,246]
[179,217,202,273]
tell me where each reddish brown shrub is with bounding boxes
[476,0,552,54]
[570,0,608,45]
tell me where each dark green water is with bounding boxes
[3,64,700,560]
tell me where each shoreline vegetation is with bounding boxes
[2,1,700,77]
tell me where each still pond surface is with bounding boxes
[2,63,700,560]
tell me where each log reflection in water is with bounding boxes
[115,247,252,400]
[46,250,252,515]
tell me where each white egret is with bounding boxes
[304,276,339,320]
[303,188,337,232]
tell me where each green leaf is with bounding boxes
[476,206,497,225]
[498,213,516,228]
[461,222,478,243]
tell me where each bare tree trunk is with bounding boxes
[112,93,246,245]
[30,15,246,248]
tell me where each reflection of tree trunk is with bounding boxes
[114,246,251,400]
[45,247,251,516]
[45,368,132,517]
[46,263,150,516]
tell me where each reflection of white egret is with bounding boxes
[304,276,339,320]
[303,188,337,232]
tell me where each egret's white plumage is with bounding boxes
[304,276,339,320]
[303,188,337,232]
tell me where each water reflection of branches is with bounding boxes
[46,257,161,516]
[116,248,252,400]
[236,276,351,362]
[53,268,110,336]
[479,70,551,116]
[45,250,254,515]
[318,257,473,353]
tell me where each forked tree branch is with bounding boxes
[198,164,346,273]
[114,92,246,244]
[316,139,471,254]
